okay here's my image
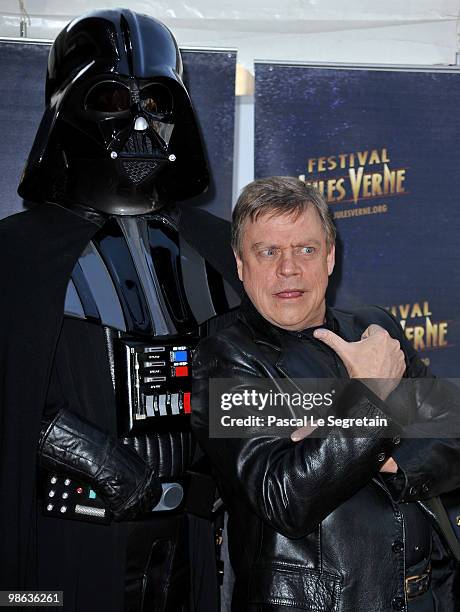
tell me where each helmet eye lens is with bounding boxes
[85,82,130,112]
[140,84,173,117]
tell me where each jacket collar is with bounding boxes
[237,293,356,350]
[237,294,285,351]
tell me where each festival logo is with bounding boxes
[299,147,408,220]
[385,300,450,366]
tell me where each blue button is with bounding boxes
[173,350,187,362]
[89,489,97,499]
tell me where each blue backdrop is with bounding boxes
[255,63,460,376]
[0,42,235,221]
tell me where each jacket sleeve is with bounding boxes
[374,306,460,502]
[191,333,401,539]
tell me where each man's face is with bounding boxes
[235,206,335,331]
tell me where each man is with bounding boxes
[191,176,460,611]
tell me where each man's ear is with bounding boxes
[327,244,335,276]
[234,250,244,282]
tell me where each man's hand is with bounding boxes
[379,457,398,473]
[313,324,406,400]
[291,425,316,442]
[290,324,405,441]
[291,324,406,440]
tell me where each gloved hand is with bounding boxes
[38,409,162,521]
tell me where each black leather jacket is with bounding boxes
[191,298,460,612]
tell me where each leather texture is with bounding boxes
[39,408,162,520]
[191,299,460,612]
[123,431,196,479]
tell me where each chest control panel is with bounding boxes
[116,337,197,434]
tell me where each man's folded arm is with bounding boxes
[382,312,460,502]
[386,438,460,502]
[191,334,400,539]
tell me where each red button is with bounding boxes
[183,392,191,413]
[175,366,189,377]
[76,487,83,494]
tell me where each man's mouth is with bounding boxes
[274,289,305,299]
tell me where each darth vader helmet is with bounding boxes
[18,9,209,214]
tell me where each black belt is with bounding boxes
[405,562,431,600]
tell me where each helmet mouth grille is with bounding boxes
[121,159,159,184]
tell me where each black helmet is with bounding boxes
[18,9,209,214]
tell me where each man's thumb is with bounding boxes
[362,324,386,339]
[313,328,349,357]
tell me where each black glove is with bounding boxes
[38,409,162,521]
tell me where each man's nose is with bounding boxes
[277,251,300,276]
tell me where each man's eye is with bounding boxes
[260,248,277,257]
[300,246,315,255]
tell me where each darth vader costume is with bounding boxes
[0,9,239,611]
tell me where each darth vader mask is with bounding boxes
[18,9,209,215]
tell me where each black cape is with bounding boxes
[0,202,105,589]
